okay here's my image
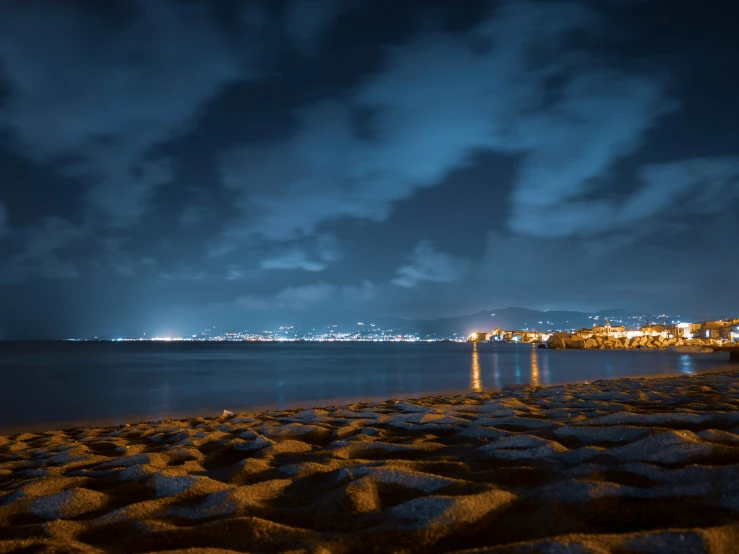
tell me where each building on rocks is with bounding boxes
[592,319,626,338]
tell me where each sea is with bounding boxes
[0,341,734,433]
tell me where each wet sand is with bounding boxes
[2,370,739,553]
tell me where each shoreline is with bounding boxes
[2,369,739,552]
[1,358,734,438]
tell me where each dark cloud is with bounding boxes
[260,248,328,272]
[215,0,679,251]
[236,279,373,312]
[97,237,138,277]
[284,0,356,56]
[0,218,85,283]
[0,0,243,228]
[0,201,8,240]
[237,282,337,311]
[629,157,739,221]
[392,241,469,288]
[0,0,737,338]
[260,234,342,272]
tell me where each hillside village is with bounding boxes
[469,318,739,349]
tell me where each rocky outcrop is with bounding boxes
[565,337,586,349]
[546,333,725,351]
[547,332,569,350]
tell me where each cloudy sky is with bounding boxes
[0,0,737,338]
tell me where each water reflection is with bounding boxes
[149,380,171,420]
[514,349,521,384]
[541,349,550,385]
[3,342,735,432]
[491,350,501,389]
[530,346,540,386]
[277,380,286,409]
[471,343,482,391]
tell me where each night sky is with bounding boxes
[0,0,737,339]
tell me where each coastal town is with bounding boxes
[469,318,739,349]
[71,313,739,346]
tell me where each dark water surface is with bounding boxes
[0,341,734,433]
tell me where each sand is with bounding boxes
[2,371,739,553]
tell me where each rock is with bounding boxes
[565,337,586,349]
[549,336,566,349]
[547,332,569,350]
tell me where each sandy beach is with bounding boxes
[2,370,739,553]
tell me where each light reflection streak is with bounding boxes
[679,354,695,374]
[471,343,482,391]
[530,346,540,386]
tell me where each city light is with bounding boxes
[70,314,739,345]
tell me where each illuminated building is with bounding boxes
[667,322,697,339]
[592,319,626,338]
[640,324,667,337]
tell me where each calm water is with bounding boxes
[0,341,734,433]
